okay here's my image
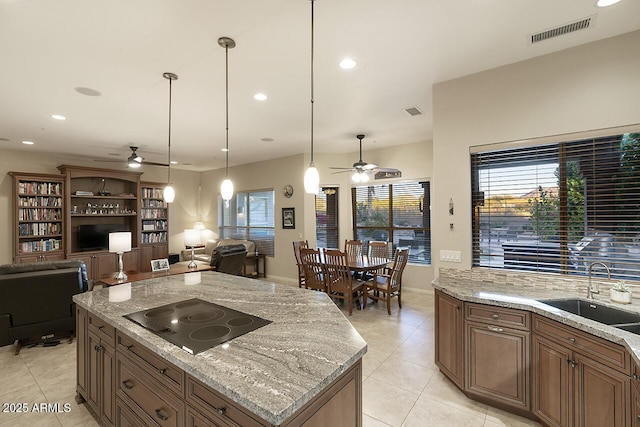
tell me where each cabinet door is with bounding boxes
[76,307,87,398]
[95,252,117,279]
[632,376,640,427]
[574,352,630,427]
[87,329,101,415]
[532,334,572,427]
[434,290,464,388]
[101,343,115,426]
[140,244,167,272]
[123,248,140,272]
[68,253,95,281]
[465,321,530,411]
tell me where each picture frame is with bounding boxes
[282,207,295,229]
[151,258,170,272]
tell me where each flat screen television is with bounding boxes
[77,224,129,251]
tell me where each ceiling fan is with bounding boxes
[330,134,400,182]
[94,146,168,168]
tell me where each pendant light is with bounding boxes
[163,72,178,203]
[303,0,320,194]
[219,37,235,201]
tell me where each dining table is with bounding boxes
[345,255,390,273]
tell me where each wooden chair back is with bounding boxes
[387,247,410,291]
[299,247,326,292]
[344,239,364,258]
[292,240,309,287]
[323,249,353,294]
[368,241,390,259]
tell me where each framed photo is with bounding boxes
[282,207,295,229]
[151,258,170,272]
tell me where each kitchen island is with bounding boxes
[73,271,367,427]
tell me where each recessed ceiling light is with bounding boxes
[170,160,178,165]
[596,0,622,6]
[74,87,102,97]
[221,148,229,152]
[261,137,274,142]
[22,140,35,145]
[253,93,267,101]
[51,114,66,120]
[339,58,357,69]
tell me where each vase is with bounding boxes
[610,289,632,304]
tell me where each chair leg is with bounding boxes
[398,290,402,309]
[363,288,368,308]
[386,294,391,315]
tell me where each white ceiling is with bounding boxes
[1,0,639,171]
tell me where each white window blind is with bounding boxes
[219,190,275,256]
[471,132,640,279]
[316,187,339,249]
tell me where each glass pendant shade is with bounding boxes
[360,172,369,183]
[163,185,175,203]
[221,178,234,201]
[351,172,361,183]
[304,163,319,194]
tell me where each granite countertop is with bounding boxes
[433,276,640,366]
[73,271,367,425]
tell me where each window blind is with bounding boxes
[471,132,640,279]
[316,187,339,249]
[219,190,275,256]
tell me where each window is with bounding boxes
[316,187,339,249]
[218,189,275,256]
[471,132,640,279]
[352,181,431,265]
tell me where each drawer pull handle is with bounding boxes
[125,344,134,351]
[487,326,503,332]
[155,409,170,421]
[122,380,134,390]
[567,359,576,368]
[97,325,104,330]
[491,314,499,319]
[217,406,227,416]
[634,374,640,381]
[158,368,167,375]
[94,345,102,352]
[567,337,576,343]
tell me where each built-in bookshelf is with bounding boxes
[140,182,169,271]
[10,172,65,262]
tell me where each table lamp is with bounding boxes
[184,228,202,268]
[109,232,131,282]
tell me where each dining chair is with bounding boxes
[323,249,364,316]
[363,247,409,315]
[299,247,327,293]
[344,239,364,258]
[292,240,309,288]
[364,240,390,281]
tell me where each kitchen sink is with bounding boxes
[541,299,640,326]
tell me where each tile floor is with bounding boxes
[0,287,540,427]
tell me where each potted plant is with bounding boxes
[611,280,632,304]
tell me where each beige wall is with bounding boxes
[432,30,640,275]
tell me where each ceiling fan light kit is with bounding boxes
[163,72,178,203]
[303,0,320,194]
[219,37,235,202]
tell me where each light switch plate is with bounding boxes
[439,249,461,263]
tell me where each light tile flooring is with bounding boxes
[0,287,540,427]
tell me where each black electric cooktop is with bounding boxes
[124,298,272,355]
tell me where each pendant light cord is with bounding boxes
[310,0,315,164]
[225,43,230,178]
[167,77,173,184]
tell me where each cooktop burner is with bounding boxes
[124,298,271,355]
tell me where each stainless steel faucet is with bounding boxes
[587,261,611,299]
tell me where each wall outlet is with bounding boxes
[440,249,461,263]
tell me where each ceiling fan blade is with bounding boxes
[362,163,378,170]
[331,170,354,174]
[94,159,124,163]
[329,166,354,170]
[142,161,169,167]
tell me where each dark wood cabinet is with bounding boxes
[68,249,140,282]
[532,314,631,427]
[465,315,530,412]
[140,242,169,272]
[85,312,116,427]
[76,307,88,399]
[632,365,640,427]
[434,289,464,388]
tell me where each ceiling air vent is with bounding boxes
[404,106,423,116]
[530,15,595,44]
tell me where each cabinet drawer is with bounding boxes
[88,313,115,346]
[117,354,184,427]
[533,314,630,374]
[465,302,530,331]
[186,375,267,427]
[117,331,185,397]
[186,404,227,427]
[116,398,149,427]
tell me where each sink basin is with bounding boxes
[541,299,640,325]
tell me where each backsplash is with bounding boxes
[438,267,637,294]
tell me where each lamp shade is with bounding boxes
[109,232,131,253]
[164,184,175,203]
[184,228,201,247]
[221,178,234,201]
[194,221,205,230]
[304,163,319,194]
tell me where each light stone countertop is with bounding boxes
[73,271,367,425]
[433,275,640,367]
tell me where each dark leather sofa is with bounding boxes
[0,259,89,352]
[211,244,248,275]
